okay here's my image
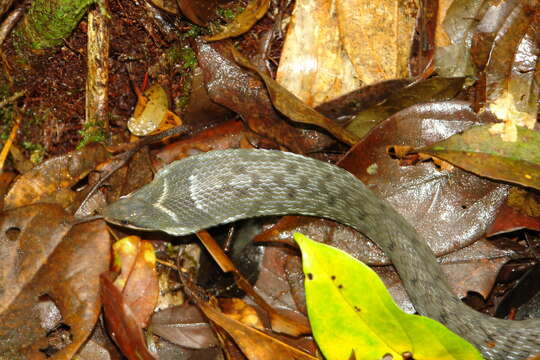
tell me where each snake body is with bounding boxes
[103,149,540,360]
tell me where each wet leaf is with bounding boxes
[345,77,465,138]
[4,143,109,210]
[153,120,259,167]
[177,0,217,26]
[120,240,159,328]
[151,303,219,349]
[315,79,412,121]
[435,0,485,77]
[112,237,159,328]
[205,0,270,41]
[481,4,540,140]
[101,273,156,360]
[194,40,334,153]
[295,233,482,360]
[420,124,540,190]
[232,47,359,145]
[0,204,110,359]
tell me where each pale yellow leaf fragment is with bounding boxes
[488,91,536,142]
[276,0,361,107]
[336,0,419,84]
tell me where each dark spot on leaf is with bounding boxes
[382,354,393,360]
[354,306,361,312]
[338,284,343,289]
[401,351,414,359]
[331,275,336,280]
[307,273,313,280]
[5,227,21,241]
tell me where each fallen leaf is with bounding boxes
[151,303,219,349]
[295,233,482,360]
[435,0,484,77]
[4,143,109,210]
[0,204,110,358]
[101,272,156,360]
[345,77,465,138]
[336,0,419,84]
[205,0,270,41]
[198,300,317,360]
[420,124,540,190]
[275,0,361,107]
[194,39,334,153]
[232,47,359,145]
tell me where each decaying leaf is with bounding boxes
[194,40,335,153]
[232,47,359,145]
[151,303,219,349]
[4,143,109,210]
[114,238,159,328]
[128,84,182,137]
[101,273,156,360]
[0,204,110,358]
[276,0,361,107]
[336,0,419,84]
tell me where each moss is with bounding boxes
[21,141,46,164]
[15,0,97,50]
[180,47,197,71]
[77,121,106,149]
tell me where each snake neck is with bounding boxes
[367,214,539,360]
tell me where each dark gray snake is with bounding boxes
[103,149,540,360]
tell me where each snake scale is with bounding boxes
[103,149,540,360]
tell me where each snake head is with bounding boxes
[101,195,162,231]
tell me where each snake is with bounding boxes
[102,149,540,360]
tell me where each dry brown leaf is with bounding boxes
[276,0,361,107]
[101,273,156,360]
[0,204,110,358]
[4,143,109,210]
[336,0,419,84]
[198,301,317,360]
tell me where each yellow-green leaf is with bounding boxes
[294,233,482,360]
[420,124,540,190]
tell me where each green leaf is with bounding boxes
[419,124,540,190]
[294,233,483,360]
